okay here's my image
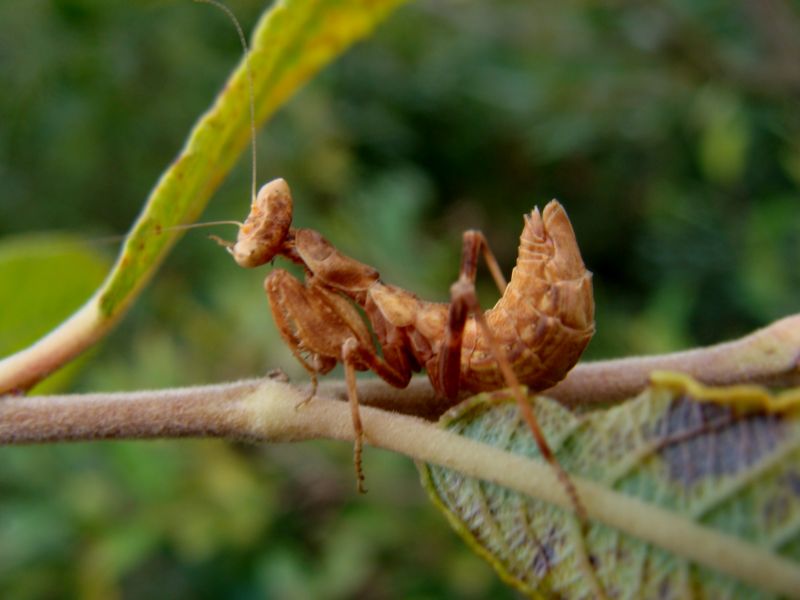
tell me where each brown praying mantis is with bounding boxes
[217,179,595,502]
[194,0,594,516]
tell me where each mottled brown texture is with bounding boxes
[230,182,592,398]
[230,180,595,411]
[227,178,595,501]
[457,202,594,393]
[222,179,594,492]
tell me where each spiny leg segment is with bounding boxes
[436,229,605,597]
[439,230,588,523]
[342,339,367,492]
[265,268,410,493]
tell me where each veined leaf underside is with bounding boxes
[421,385,800,599]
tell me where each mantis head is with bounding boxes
[218,178,294,268]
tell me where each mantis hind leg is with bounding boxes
[436,230,604,596]
[342,338,366,493]
[437,230,592,524]
[434,230,505,399]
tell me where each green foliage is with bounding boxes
[0,439,509,599]
[421,383,800,598]
[0,235,109,393]
[1,0,799,597]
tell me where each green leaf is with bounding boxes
[0,235,110,393]
[420,377,800,598]
[694,87,749,185]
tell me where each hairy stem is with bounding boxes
[0,301,106,394]
[2,314,798,415]
[1,380,798,597]
[547,313,800,407]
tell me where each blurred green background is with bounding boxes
[1,0,799,597]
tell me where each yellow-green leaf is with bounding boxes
[694,86,749,185]
[420,376,800,598]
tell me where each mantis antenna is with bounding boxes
[159,0,258,248]
[84,220,238,243]
[194,0,258,205]
[79,3,254,248]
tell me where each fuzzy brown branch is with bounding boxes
[0,380,262,443]
[2,314,798,434]
[547,313,800,407]
[1,313,798,442]
[1,380,799,597]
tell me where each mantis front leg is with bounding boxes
[264,269,410,493]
